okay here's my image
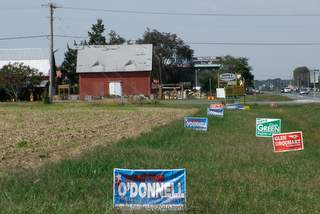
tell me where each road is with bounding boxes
[282,92,320,101]
[247,92,320,105]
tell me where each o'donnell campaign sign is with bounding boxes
[256,118,281,137]
[113,169,186,210]
[207,108,224,117]
[184,117,208,131]
[272,131,304,153]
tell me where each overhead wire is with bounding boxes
[61,6,320,17]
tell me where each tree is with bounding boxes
[0,63,41,101]
[293,66,310,87]
[198,70,219,92]
[108,30,126,45]
[88,19,107,45]
[61,43,78,85]
[61,20,126,85]
[137,28,193,83]
[216,55,254,87]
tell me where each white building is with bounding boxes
[0,48,50,76]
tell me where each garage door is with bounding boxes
[109,82,122,96]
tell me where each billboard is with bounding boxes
[184,117,208,131]
[113,169,186,210]
[256,118,281,137]
[207,108,224,117]
[219,73,236,82]
[272,131,304,152]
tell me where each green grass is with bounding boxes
[245,93,293,102]
[0,104,320,213]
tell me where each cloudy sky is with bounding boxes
[1,0,320,79]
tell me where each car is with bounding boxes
[299,89,309,95]
[281,87,291,93]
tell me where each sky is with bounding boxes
[1,0,320,80]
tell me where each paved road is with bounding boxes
[282,92,320,101]
[247,92,320,105]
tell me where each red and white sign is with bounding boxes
[210,103,224,109]
[272,131,304,153]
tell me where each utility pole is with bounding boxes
[49,3,56,102]
[43,3,59,102]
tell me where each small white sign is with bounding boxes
[216,88,226,98]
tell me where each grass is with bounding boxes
[160,93,293,107]
[0,103,320,213]
[245,93,293,102]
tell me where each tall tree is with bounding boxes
[0,63,41,101]
[88,19,106,45]
[137,28,193,83]
[293,66,310,87]
[61,42,78,85]
[216,55,254,87]
[108,30,126,45]
[61,20,126,85]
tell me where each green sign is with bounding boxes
[256,118,281,137]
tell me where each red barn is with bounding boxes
[76,44,152,100]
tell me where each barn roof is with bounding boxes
[0,48,50,75]
[76,44,152,73]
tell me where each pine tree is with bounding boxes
[61,42,78,85]
[88,19,106,45]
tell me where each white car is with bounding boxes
[299,89,309,95]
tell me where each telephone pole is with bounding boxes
[43,3,59,102]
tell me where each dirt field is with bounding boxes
[0,104,196,170]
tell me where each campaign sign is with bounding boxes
[113,169,186,210]
[225,103,243,110]
[256,118,281,137]
[184,117,208,131]
[210,103,224,109]
[272,131,304,153]
[207,108,224,117]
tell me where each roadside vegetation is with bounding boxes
[0,102,319,213]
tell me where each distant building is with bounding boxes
[0,48,50,76]
[76,44,152,99]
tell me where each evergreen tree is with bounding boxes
[88,19,106,45]
[61,42,78,85]
[108,30,126,45]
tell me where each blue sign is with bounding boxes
[207,108,224,117]
[184,117,208,131]
[225,103,244,110]
[114,169,186,210]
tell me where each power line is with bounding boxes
[0,35,87,41]
[1,35,320,46]
[0,7,40,11]
[188,42,320,46]
[62,6,320,17]
[0,35,47,41]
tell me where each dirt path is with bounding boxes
[0,106,196,170]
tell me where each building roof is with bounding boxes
[0,48,50,75]
[76,44,152,73]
